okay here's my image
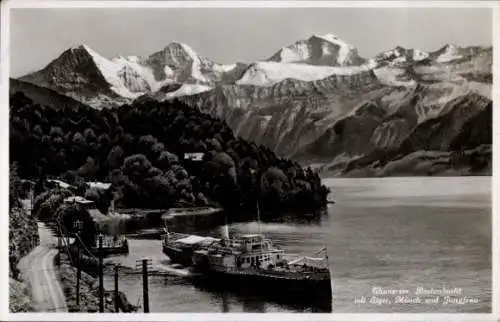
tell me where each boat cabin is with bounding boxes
[202,234,285,270]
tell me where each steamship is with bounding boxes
[161,220,331,307]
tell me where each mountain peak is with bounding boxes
[66,44,112,64]
[442,43,458,50]
[163,42,197,54]
[150,42,206,66]
[317,33,338,39]
[310,33,352,47]
[267,34,364,66]
[375,46,429,65]
[69,44,94,54]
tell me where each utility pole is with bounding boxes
[98,234,104,313]
[57,235,61,267]
[30,187,34,213]
[74,220,83,309]
[142,259,150,313]
[136,258,151,313]
[114,265,119,313]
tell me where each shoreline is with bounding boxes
[321,175,492,180]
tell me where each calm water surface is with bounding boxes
[103,176,491,313]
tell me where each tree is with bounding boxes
[106,146,125,169]
[9,163,21,210]
[76,156,98,178]
[122,154,152,179]
[156,151,179,171]
[9,91,330,216]
[85,187,111,214]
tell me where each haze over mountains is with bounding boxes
[14,33,492,176]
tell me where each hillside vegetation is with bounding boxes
[10,92,329,218]
[9,164,39,312]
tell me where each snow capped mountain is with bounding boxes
[19,42,243,107]
[142,42,239,86]
[143,83,213,102]
[435,44,462,62]
[374,46,429,66]
[237,61,376,86]
[144,42,208,84]
[19,45,128,108]
[14,35,492,176]
[430,44,485,63]
[236,34,378,86]
[76,44,141,98]
[267,33,366,66]
[18,35,491,110]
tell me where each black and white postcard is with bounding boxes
[1,1,497,321]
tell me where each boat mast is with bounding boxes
[222,211,230,240]
[253,168,264,259]
[253,168,262,237]
[257,198,263,259]
[256,199,261,236]
[163,217,169,235]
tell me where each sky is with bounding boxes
[9,7,493,77]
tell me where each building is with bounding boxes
[184,152,205,162]
[86,181,112,190]
[63,196,95,209]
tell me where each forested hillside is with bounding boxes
[10,92,329,218]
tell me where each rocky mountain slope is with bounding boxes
[20,43,243,109]
[16,34,492,176]
[10,78,89,111]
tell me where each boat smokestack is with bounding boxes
[221,224,230,239]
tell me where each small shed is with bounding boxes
[47,179,74,190]
[64,196,95,208]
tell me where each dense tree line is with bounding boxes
[10,92,329,218]
[9,163,39,280]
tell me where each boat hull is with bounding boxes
[162,245,195,267]
[92,242,129,257]
[191,268,332,311]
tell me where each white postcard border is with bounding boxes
[0,1,498,321]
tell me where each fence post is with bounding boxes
[57,236,61,267]
[76,240,81,308]
[74,220,83,309]
[135,258,151,312]
[142,259,149,313]
[114,265,119,313]
[98,235,104,313]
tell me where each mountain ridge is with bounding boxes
[14,34,492,176]
[18,35,491,108]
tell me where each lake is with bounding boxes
[103,176,492,313]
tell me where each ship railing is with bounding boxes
[207,244,238,254]
[219,237,274,248]
[219,240,250,249]
[161,232,186,245]
[281,253,329,269]
[94,235,127,249]
[163,232,190,240]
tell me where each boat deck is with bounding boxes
[208,265,330,281]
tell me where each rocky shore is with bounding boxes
[323,145,492,178]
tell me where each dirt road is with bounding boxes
[17,221,68,312]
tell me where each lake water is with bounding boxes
[103,176,492,313]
